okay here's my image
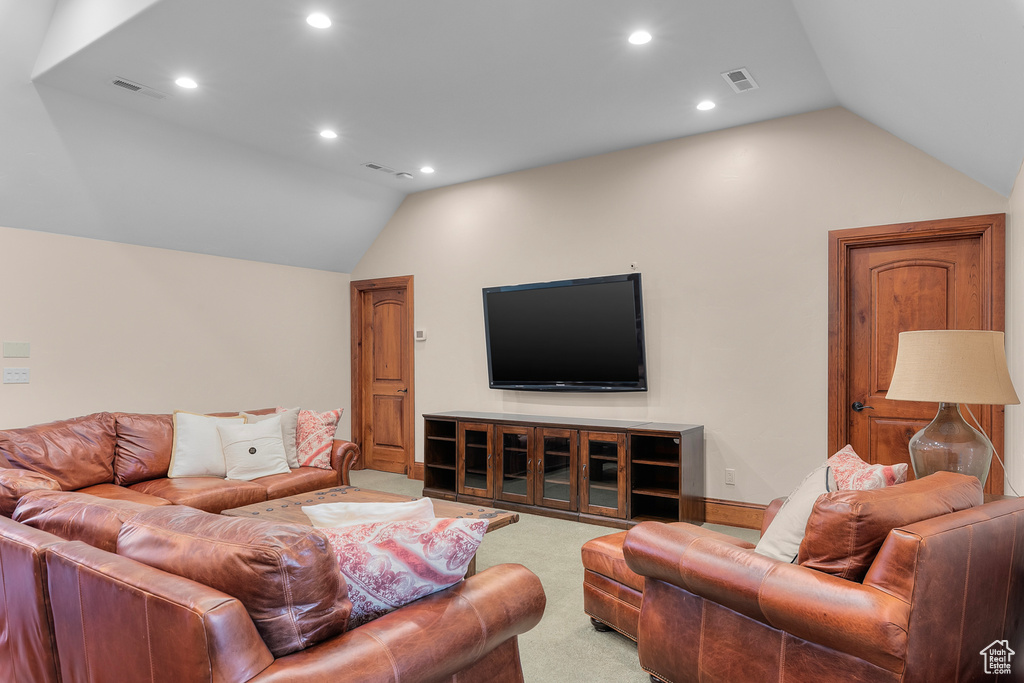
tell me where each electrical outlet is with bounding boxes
[724,468,736,486]
[3,367,30,384]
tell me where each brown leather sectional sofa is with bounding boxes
[0,411,547,681]
[0,410,360,516]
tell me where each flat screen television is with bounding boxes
[482,273,647,392]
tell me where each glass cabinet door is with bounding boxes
[496,425,533,504]
[535,428,577,510]
[579,431,627,518]
[458,422,493,499]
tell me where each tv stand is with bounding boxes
[423,412,704,529]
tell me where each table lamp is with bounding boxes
[886,330,1019,484]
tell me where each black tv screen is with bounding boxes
[482,273,647,392]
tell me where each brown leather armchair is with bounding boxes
[622,473,1024,683]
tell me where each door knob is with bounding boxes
[851,401,875,412]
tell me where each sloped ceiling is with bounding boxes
[3,0,1022,272]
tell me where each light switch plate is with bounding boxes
[3,342,30,358]
[3,368,30,384]
[415,329,427,341]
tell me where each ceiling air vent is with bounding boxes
[721,68,759,93]
[362,162,397,175]
[110,77,167,100]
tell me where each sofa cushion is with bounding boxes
[114,413,173,485]
[302,497,435,529]
[321,518,487,627]
[243,408,300,469]
[251,467,337,499]
[297,409,343,469]
[0,468,61,517]
[753,462,834,562]
[798,471,983,581]
[13,490,154,553]
[828,444,908,490]
[76,483,174,508]
[168,411,245,479]
[0,413,116,491]
[117,506,351,657]
[128,477,267,513]
[218,418,290,481]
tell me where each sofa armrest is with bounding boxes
[249,563,546,683]
[330,440,360,486]
[0,468,61,517]
[761,497,785,535]
[46,540,275,683]
[623,521,910,671]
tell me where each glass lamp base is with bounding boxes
[909,402,993,484]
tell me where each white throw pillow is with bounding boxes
[168,411,245,478]
[243,408,300,469]
[218,416,291,481]
[754,464,834,563]
[302,498,435,529]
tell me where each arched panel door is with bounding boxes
[352,276,414,475]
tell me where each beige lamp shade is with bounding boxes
[886,330,1019,405]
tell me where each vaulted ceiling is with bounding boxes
[5,0,1024,271]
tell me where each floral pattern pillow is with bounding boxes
[296,409,343,469]
[321,517,488,627]
[827,444,908,490]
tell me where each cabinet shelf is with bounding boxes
[631,514,677,524]
[426,463,456,471]
[587,454,618,462]
[543,449,571,456]
[427,435,457,443]
[632,486,679,499]
[631,458,679,467]
[544,477,571,486]
[587,482,618,492]
[501,473,528,480]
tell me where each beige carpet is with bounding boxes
[349,469,759,683]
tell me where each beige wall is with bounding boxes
[0,226,352,438]
[1006,160,1024,494]
[353,107,1009,503]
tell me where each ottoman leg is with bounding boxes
[590,617,613,632]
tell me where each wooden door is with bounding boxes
[579,431,627,519]
[457,422,494,499]
[496,425,534,505]
[829,215,1005,494]
[351,276,414,475]
[535,428,578,511]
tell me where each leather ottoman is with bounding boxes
[583,522,760,640]
[581,529,648,639]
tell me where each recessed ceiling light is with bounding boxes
[320,129,338,139]
[175,77,197,89]
[696,100,716,111]
[307,12,331,29]
[420,166,435,174]
[628,30,652,45]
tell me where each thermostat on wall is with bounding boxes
[415,329,427,342]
